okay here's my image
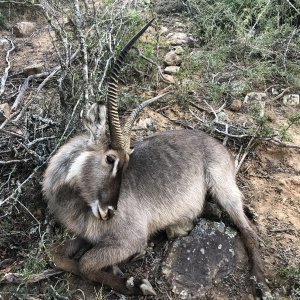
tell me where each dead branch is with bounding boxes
[0,38,15,97]
[0,165,42,207]
[27,136,57,148]
[74,0,89,103]
[0,159,30,165]
[269,86,292,102]
[135,47,173,84]
[264,138,300,150]
[12,72,50,111]
[0,269,63,284]
[235,136,257,174]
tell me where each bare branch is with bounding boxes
[0,159,30,165]
[0,38,15,97]
[12,72,50,111]
[1,269,63,284]
[74,0,89,103]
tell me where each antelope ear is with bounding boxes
[83,103,107,144]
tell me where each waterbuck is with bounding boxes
[43,19,269,297]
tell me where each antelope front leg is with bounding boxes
[50,237,92,275]
[78,243,156,296]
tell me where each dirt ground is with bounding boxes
[0,5,300,300]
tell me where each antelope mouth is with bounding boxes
[89,200,115,221]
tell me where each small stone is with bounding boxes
[0,38,10,49]
[23,63,44,76]
[230,99,242,112]
[174,22,185,28]
[0,103,11,122]
[164,51,183,66]
[283,94,299,106]
[174,46,184,55]
[163,74,176,84]
[164,66,180,75]
[133,117,155,130]
[217,111,227,122]
[244,92,267,104]
[13,22,35,37]
[271,87,279,96]
[167,32,194,46]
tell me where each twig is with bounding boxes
[202,99,218,121]
[74,0,89,103]
[268,86,292,102]
[235,136,257,174]
[12,72,49,111]
[264,138,300,150]
[27,136,57,148]
[284,0,300,14]
[135,47,173,84]
[0,165,41,207]
[0,38,15,97]
[0,269,63,284]
[283,29,297,73]
[0,159,30,165]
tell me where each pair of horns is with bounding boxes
[107,19,157,152]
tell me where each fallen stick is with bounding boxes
[0,38,15,97]
[1,269,63,284]
[11,72,50,111]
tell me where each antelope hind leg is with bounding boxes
[166,219,194,239]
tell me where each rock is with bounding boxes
[133,117,155,130]
[23,63,44,76]
[167,32,194,46]
[164,51,183,66]
[174,46,184,55]
[0,103,11,122]
[283,94,299,106]
[0,38,10,49]
[271,87,279,96]
[174,21,185,28]
[162,219,243,299]
[13,22,36,37]
[217,111,228,122]
[230,99,242,112]
[244,92,267,104]
[164,66,180,75]
[162,74,176,84]
[244,92,267,117]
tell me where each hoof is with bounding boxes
[126,276,135,289]
[251,277,273,300]
[140,279,156,296]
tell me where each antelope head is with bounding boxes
[74,19,156,220]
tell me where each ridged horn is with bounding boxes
[107,18,155,150]
[123,92,171,150]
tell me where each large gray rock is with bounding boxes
[167,32,194,46]
[13,22,36,37]
[23,63,44,76]
[164,66,180,75]
[164,51,183,66]
[162,219,245,299]
[283,94,299,106]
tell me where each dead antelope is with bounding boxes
[43,20,269,297]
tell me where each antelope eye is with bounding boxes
[106,155,115,165]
